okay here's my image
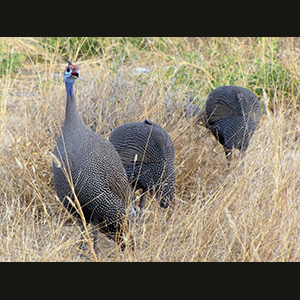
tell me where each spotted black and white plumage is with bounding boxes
[109,120,176,211]
[203,86,261,160]
[52,61,133,253]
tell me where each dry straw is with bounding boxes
[1,37,300,261]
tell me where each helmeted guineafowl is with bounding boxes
[52,60,133,253]
[202,85,261,161]
[109,120,176,215]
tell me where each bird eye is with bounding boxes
[66,67,71,73]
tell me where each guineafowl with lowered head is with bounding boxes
[189,86,261,162]
[109,120,176,217]
[52,60,134,254]
[204,86,261,161]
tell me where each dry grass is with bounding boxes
[1,37,300,261]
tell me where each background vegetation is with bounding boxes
[1,37,300,261]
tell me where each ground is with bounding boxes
[0,37,300,261]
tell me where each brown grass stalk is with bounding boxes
[1,37,300,261]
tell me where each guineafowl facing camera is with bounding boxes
[109,120,176,215]
[203,85,261,161]
[52,60,134,254]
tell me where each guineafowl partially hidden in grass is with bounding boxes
[202,86,261,162]
[185,85,261,162]
[52,60,133,254]
[109,120,176,217]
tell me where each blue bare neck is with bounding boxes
[63,79,85,130]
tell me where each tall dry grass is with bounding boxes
[1,37,300,261]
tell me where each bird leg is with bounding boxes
[240,150,246,170]
[78,219,99,259]
[224,147,232,167]
[139,192,147,211]
[78,220,90,258]
[138,191,147,221]
[92,227,99,257]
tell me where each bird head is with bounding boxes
[64,60,83,82]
